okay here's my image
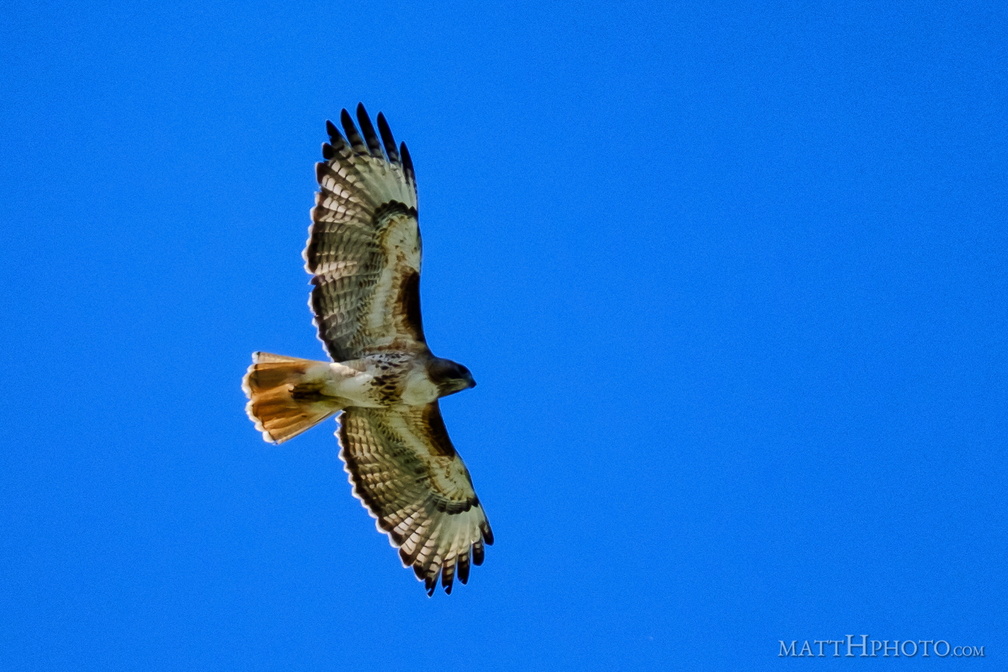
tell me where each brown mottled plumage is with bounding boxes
[242,104,492,596]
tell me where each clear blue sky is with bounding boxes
[1,1,1005,669]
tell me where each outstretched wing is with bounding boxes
[306,103,425,361]
[338,403,494,595]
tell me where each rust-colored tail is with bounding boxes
[242,352,341,444]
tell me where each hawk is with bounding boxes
[242,104,493,595]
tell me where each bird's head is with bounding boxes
[428,357,476,396]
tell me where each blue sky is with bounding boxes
[1,1,1005,669]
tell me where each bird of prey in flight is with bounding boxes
[242,104,492,595]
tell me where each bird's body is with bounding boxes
[251,350,469,413]
[242,105,492,595]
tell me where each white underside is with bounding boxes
[308,359,439,407]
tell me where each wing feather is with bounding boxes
[338,403,493,596]
[376,112,400,163]
[306,106,423,360]
[400,142,416,187]
[340,108,368,154]
[355,103,385,158]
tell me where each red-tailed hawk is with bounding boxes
[242,104,493,595]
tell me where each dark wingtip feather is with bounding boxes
[340,108,366,153]
[400,142,415,183]
[441,565,456,594]
[376,112,400,163]
[321,143,334,160]
[324,121,348,155]
[355,103,384,157]
[424,574,437,596]
[481,519,495,546]
[458,554,471,584]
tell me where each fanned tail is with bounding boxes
[241,352,342,444]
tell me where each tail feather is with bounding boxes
[242,352,342,444]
